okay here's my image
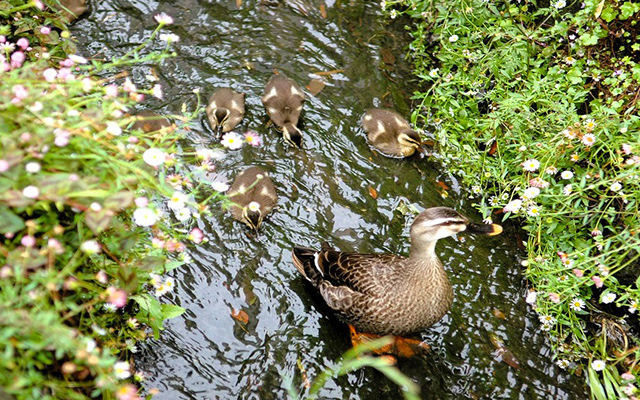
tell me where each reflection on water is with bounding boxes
[74,1,586,399]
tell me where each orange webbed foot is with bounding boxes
[349,325,430,358]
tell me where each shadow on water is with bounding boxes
[73,1,587,399]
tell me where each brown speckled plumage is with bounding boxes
[261,75,305,147]
[361,108,422,158]
[227,167,277,230]
[292,207,502,336]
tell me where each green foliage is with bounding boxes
[382,0,640,397]
[0,3,224,399]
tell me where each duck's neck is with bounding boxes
[408,239,438,262]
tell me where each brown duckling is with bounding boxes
[261,75,305,147]
[292,207,502,349]
[361,108,423,158]
[206,88,245,138]
[227,167,278,230]
[130,110,174,134]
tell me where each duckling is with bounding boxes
[261,75,305,147]
[292,207,502,339]
[227,167,278,230]
[361,108,423,158]
[130,110,174,134]
[206,88,245,138]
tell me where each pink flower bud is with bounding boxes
[16,38,29,50]
[548,293,560,303]
[40,26,51,35]
[591,276,603,288]
[572,268,584,277]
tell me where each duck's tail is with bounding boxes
[292,242,332,284]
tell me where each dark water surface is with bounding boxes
[74,1,586,399]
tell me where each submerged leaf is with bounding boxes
[307,79,325,96]
[231,308,249,324]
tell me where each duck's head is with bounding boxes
[242,201,263,230]
[283,124,303,147]
[211,107,231,135]
[410,207,502,244]
[397,129,423,156]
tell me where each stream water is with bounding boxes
[73,1,587,399]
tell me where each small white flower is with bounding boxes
[68,54,88,64]
[23,185,40,198]
[428,68,439,78]
[582,133,596,147]
[591,360,606,371]
[159,33,180,43]
[527,205,541,217]
[85,339,97,352]
[175,207,191,221]
[164,277,175,292]
[569,298,585,311]
[503,199,523,213]
[556,359,571,369]
[629,300,638,314]
[525,291,537,305]
[103,303,117,312]
[545,166,558,175]
[560,170,574,180]
[211,181,229,192]
[143,148,166,167]
[563,184,573,195]
[522,159,540,172]
[610,182,622,192]
[113,361,131,379]
[152,84,163,100]
[584,118,597,130]
[106,122,122,136]
[601,292,616,304]
[449,34,459,43]
[154,12,174,25]
[554,0,566,9]
[168,191,188,210]
[220,132,244,150]
[471,185,481,194]
[25,162,41,173]
[149,273,162,288]
[539,314,556,324]
[81,240,101,255]
[133,207,158,227]
[523,187,540,199]
[390,9,397,18]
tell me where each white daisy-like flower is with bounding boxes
[25,162,41,173]
[569,298,585,311]
[211,181,229,192]
[545,166,558,175]
[591,360,606,371]
[428,68,439,78]
[601,292,616,304]
[540,323,552,331]
[523,187,540,199]
[539,315,556,324]
[149,273,162,288]
[584,118,597,131]
[103,303,117,312]
[113,361,131,379]
[503,199,523,213]
[610,182,622,192]
[133,207,158,227]
[556,359,571,369]
[175,207,191,221]
[563,184,573,195]
[560,170,574,180]
[554,0,566,8]
[154,12,174,25]
[525,291,537,304]
[167,191,188,210]
[106,122,122,136]
[522,159,540,172]
[449,34,459,43]
[23,185,40,199]
[527,205,541,217]
[163,277,175,292]
[159,33,180,43]
[489,196,500,206]
[81,240,101,255]
[582,133,596,147]
[142,148,166,167]
[220,132,244,150]
[629,300,638,314]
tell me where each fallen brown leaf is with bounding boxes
[236,0,242,7]
[313,69,344,76]
[435,180,450,190]
[307,79,325,96]
[231,308,249,324]
[368,186,378,199]
[319,4,327,18]
[492,308,506,320]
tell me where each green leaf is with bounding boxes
[135,256,165,271]
[620,2,640,19]
[600,6,618,22]
[161,304,186,320]
[0,206,25,234]
[85,209,113,234]
[132,294,164,338]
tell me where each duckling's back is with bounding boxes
[227,167,278,223]
[261,75,305,127]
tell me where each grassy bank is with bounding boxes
[385,0,639,397]
[0,2,218,398]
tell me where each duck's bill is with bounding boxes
[465,222,503,236]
